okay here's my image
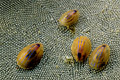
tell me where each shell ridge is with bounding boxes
[19,45,34,61]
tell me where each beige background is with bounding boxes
[0,0,120,80]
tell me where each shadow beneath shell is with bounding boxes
[16,63,39,72]
[57,24,77,34]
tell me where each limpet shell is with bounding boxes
[89,44,110,70]
[71,36,91,62]
[59,10,79,29]
[16,43,44,69]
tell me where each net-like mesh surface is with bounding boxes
[0,0,120,80]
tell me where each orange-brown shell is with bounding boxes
[89,44,110,70]
[71,36,91,62]
[16,43,44,69]
[59,10,79,29]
